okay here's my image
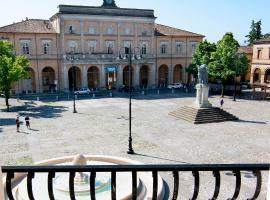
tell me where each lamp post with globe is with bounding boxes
[117,44,142,154]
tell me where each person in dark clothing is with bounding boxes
[25,115,30,129]
[220,99,224,108]
[16,116,20,132]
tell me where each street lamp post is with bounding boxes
[66,53,81,113]
[118,44,141,154]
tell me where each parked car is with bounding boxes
[118,85,135,93]
[74,88,91,95]
[167,83,183,89]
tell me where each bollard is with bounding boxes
[75,95,78,99]
[172,88,174,94]
[68,94,70,100]
[0,166,4,200]
[142,90,145,95]
[185,88,188,93]
[110,92,113,97]
[37,96,39,101]
[92,93,96,98]
[157,89,160,95]
[56,96,59,101]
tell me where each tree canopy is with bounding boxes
[208,32,249,83]
[245,20,270,45]
[0,40,29,111]
[186,40,216,79]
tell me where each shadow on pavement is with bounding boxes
[134,153,190,164]
[0,118,16,126]
[235,119,267,124]
[1,102,68,119]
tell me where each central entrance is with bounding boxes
[105,65,117,89]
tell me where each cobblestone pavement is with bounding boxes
[0,93,269,199]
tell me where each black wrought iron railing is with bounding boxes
[1,164,269,200]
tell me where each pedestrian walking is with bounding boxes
[16,116,20,132]
[220,98,224,108]
[25,115,30,129]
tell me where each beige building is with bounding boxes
[0,0,204,94]
[250,38,270,85]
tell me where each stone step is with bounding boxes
[169,106,238,124]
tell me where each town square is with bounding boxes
[0,0,269,199]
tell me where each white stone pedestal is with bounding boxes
[194,84,212,108]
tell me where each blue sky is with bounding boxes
[0,0,269,44]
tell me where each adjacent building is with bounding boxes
[0,0,204,94]
[250,38,270,85]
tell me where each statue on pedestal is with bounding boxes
[195,64,212,108]
[198,64,208,85]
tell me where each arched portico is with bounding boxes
[140,65,149,88]
[173,64,183,83]
[87,66,99,89]
[123,65,134,86]
[42,67,55,93]
[253,68,261,83]
[158,65,169,87]
[68,66,81,91]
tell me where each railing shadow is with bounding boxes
[134,153,190,164]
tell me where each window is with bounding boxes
[69,26,74,34]
[123,28,131,35]
[89,27,96,34]
[176,42,183,54]
[257,49,262,59]
[160,43,168,54]
[68,40,78,52]
[141,42,148,55]
[191,42,198,53]
[21,40,30,55]
[124,41,131,54]
[42,40,51,55]
[106,41,114,54]
[107,27,115,35]
[89,41,97,53]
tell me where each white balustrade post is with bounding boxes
[0,166,4,200]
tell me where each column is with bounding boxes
[117,65,123,87]
[101,65,106,87]
[134,63,140,87]
[99,22,103,52]
[182,67,186,83]
[261,73,265,84]
[63,65,69,91]
[150,64,156,87]
[38,69,43,93]
[250,73,254,84]
[82,66,88,88]
[168,65,173,85]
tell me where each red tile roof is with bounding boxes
[0,19,56,34]
[238,46,253,54]
[253,37,270,44]
[155,23,204,37]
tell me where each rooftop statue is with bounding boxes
[197,64,208,85]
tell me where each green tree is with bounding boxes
[209,33,249,96]
[246,20,263,45]
[0,40,29,112]
[186,40,216,79]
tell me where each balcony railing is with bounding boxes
[1,163,269,200]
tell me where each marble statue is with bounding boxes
[198,64,208,85]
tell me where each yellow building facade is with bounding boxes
[0,0,204,94]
